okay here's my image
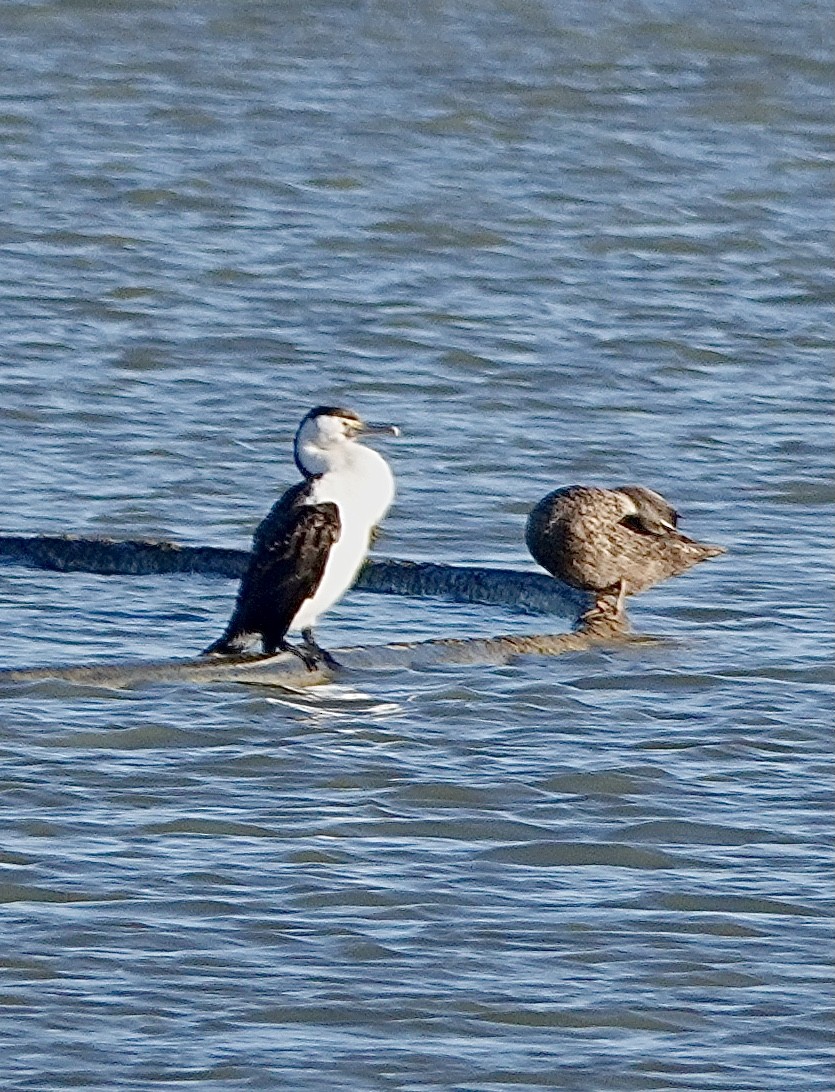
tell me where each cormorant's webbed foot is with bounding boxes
[272,633,339,672]
[274,639,320,671]
[317,648,341,671]
[300,629,341,671]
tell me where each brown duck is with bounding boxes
[525,485,726,629]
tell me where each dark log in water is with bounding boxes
[0,533,588,617]
[0,533,618,691]
[0,533,249,578]
[0,624,645,690]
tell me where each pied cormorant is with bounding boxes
[203,405,398,666]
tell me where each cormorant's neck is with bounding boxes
[297,439,376,479]
[295,438,347,478]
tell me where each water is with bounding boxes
[0,1,832,1088]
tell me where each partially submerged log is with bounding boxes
[0,533,588,617]
[0,533,634,692]
[0,533,247,578]
[0,622,645,691]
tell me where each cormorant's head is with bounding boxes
[294,406,399,477]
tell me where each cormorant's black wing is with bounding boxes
[204,481,340,655]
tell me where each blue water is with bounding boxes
[0,1,832,1089]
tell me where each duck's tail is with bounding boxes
[680,538,727,564]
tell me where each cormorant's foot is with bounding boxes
[301,643,341,671]
[276,639,341,672]
[299,630,341,671]
[279,641,322,671]
[316,648,341,671]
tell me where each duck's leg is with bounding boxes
[579,581,630,635]
[580,596,614,625]
[596,579,627,618]
[614,578,627,616]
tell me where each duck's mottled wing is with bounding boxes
[205,482,340,653]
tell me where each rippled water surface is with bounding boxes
[0,1,832,1089]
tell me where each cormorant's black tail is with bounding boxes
[200,631,253,657]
